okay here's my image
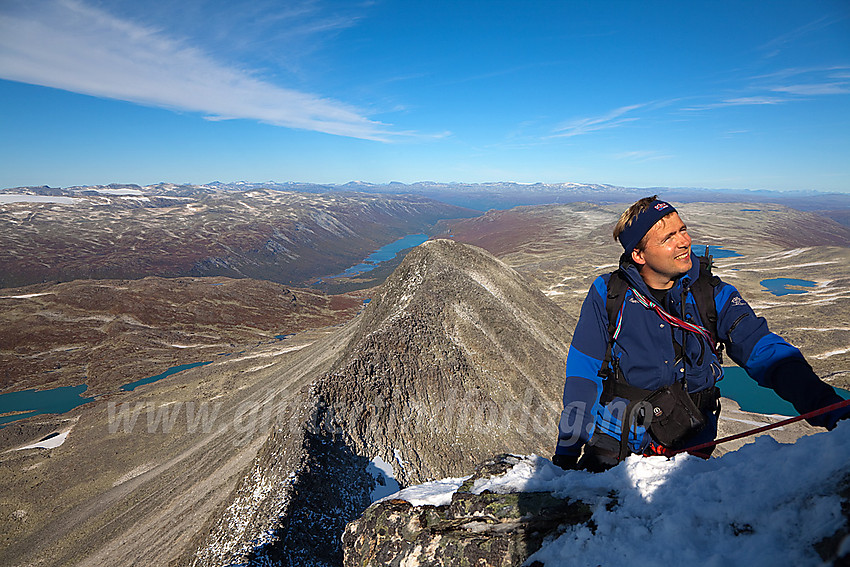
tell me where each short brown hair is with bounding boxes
[613,195,659,250]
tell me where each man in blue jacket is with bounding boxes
[553,196,849,472]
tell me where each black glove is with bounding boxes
[552,453,580,471]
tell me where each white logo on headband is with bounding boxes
[654,202,669,211]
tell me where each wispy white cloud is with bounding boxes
[758,15,846,58]
[682,64,850,113]
[550,104,643,138]
[0,0,409,141]
[771,83,850,95]
[750,65,850,82]
[682,96,788,111]
[749,65,850,97]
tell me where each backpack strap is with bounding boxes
[599,271,656,403]
[598,269,628,384]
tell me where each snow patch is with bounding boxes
[379,476,471,507]
[88,188,144,195]
[16,430,70,450]
[0,195,76,204]
[393,449,408,474]
[814,347,850,360]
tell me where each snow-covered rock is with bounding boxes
[344,423,850,566]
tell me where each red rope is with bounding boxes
[667,398,850,458]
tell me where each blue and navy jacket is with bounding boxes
[556,252,814,457]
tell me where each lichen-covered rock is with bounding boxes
[342,455,592,567]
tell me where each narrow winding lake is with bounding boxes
[120,361,213,391]
[331,233,429,278]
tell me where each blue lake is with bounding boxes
[121,361,213,391]
[760,278,817,296]
[720,366,850,416]
[0,384,96,426]
[0,361,215,426]
[691,244,742,259]
[331,233,429,278]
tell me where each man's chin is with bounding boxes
[674,258,692,276]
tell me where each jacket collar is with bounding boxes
[618,251,701,298]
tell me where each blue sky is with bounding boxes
[1,0,849,192]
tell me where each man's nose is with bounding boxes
[676,232,691,247]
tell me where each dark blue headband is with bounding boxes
[618,200,677,254]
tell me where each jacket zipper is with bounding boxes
[728,313,749,341]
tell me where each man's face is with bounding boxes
[631,212,692,289]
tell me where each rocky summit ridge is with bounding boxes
[191,239,575,566]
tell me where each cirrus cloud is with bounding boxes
[0,0,410,141]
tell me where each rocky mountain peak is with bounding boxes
[193,239,576,565]
[318,238,575,485]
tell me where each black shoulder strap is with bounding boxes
[599,270,651,397]
[604,269,629,339]
[598,269,628,382]
[690,251,721,357]
[602,269,653,461]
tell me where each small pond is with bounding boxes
[691,244,742,259]
[0,361,214,426]
[0,385,95,426]
[760,278,816,297]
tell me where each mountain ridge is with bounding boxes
[191,239,575,566]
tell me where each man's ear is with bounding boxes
[631,248,646,266]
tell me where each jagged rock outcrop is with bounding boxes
[342,454,592,567]
[191,239,575,566]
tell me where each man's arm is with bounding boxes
[714,281,850,429]
[555,277,610,462]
